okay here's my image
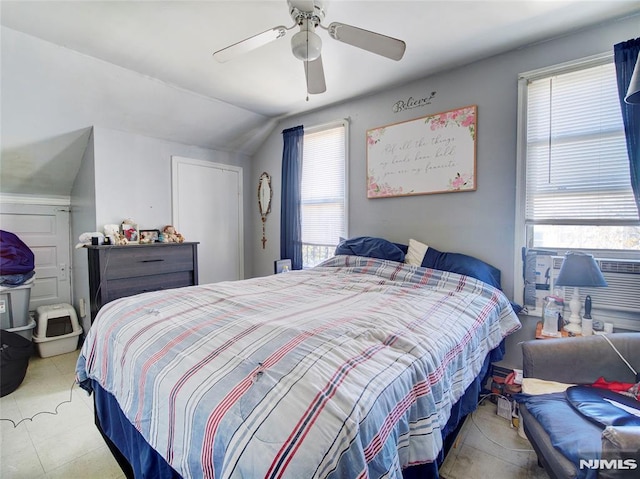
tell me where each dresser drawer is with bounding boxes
[104,271,195,303]
[101,245,195,280]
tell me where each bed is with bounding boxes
[76,253,521,478]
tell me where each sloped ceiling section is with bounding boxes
[5,1,640,118]
[0,27,269,196]
[2,1,640,197]
[1,128,92,196]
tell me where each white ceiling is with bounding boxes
[4,0,639,119]
[1,0,639,197]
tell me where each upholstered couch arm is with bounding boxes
[602,426,640,454]
[600,426,640,479]
[522,333,640,385]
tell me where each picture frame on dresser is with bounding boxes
[121,222,139,243]
[139,229,160,244]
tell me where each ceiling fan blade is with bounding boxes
[327,22,406,61]
[304,56,326,94]
[213,26,289,63]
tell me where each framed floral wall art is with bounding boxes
[366,105,477,198]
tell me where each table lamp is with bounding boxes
[555,252,607,334]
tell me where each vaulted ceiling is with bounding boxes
[2,1,639,195]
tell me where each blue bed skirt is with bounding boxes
[92,343,504,479]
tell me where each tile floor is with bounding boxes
[1,349,123,479]
[2,349,548,479]
[440,399,548,479]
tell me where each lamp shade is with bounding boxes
[625,56,640,104]
[555,252,608,288]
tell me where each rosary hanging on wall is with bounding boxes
[257,172,272,249]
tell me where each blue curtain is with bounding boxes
[280,125,304,270]
[614,38,640,217]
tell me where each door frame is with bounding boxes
[171,156,244,281]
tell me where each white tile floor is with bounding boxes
[2,349,548,479]
[1,349,123,479]
[440,400,549,479]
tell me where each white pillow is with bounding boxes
[405,238,428,266]
[521,378,575,395]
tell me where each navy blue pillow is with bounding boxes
[335,236,405,262]
[394,242,408,254]
[421,246,501,289]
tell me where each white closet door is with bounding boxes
[172,157,243,284]
[0,202,72,310]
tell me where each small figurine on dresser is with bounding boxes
[104,224,127,245]
[161,225,184,243]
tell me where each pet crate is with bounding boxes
[33,303,82,358]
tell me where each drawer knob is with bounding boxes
[141,259,165,263]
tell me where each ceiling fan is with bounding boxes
[212,0,406,95]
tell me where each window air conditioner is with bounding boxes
[550,257,640,331]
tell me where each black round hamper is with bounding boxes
[1,329,33,397]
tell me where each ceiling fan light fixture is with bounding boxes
[291,29,322,61]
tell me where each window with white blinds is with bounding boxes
[521,56,640,252]
[301,121,348,267]
[526,61,635,223]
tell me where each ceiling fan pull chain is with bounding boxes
[306,28,310,101]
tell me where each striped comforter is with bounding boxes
[77,255,520,479]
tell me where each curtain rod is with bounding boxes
[283,117,350,135]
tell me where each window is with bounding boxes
[301,121,348,268]
[518,55,640,254]
[515,55,640,328]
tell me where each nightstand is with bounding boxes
[535,321,582,339]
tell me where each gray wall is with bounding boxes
[91,127,251,230]
[0,26,265,198]
[249,14,640,302]
[70,130,97,332]
[70,126,251,332]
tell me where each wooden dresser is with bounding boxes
[87,242,198,322]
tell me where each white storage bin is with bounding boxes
[33,303,81,358]
[0,281,34,330]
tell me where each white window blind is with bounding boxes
[525,61,637,225]
[515,57,640,318]
[301,122,347,267]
